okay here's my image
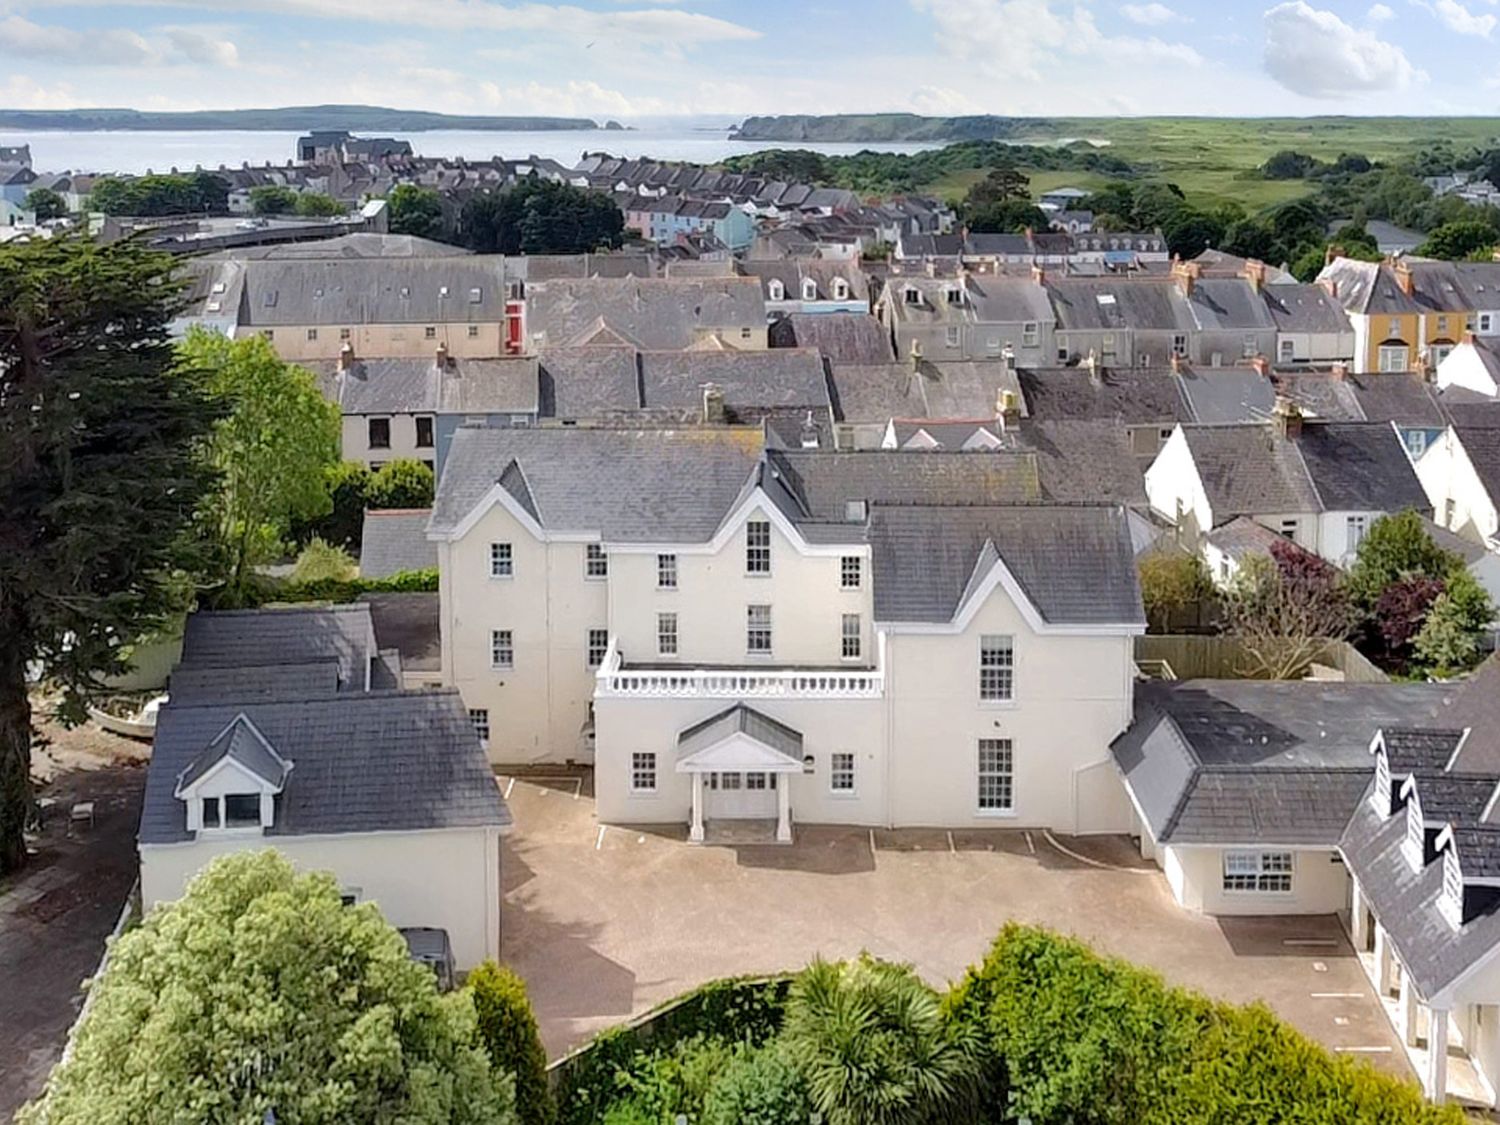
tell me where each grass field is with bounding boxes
[920,116,1500,213]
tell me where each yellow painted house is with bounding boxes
[1317,256,1474,374]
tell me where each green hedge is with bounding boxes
[552,975,791,1125]
[946,924,1465,1125]
[221,567,438,609]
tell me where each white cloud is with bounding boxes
[479,79,672,117]
[0,13,240,65]
[1121,2,1178,25]
[908,84,982,113]
[0,72,77,107]
[1367,2,1395,19]
[165,26,239,65]
[1263,1,1420,97]
[1414,0,1495,37]
[913,0,1201,83]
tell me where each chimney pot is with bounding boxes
[1272,394,1303,441]
[337,342,355,372]
[1250,354,1270,377]
[1331,361,1349,381]
[701,381,726,425]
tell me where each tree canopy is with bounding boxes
[24,187,66,220]
[88,172,229,216]
[249,184,298,215]
[388,184,450,241]
[0,236,221,872]
[460,179,625,255]
[20,850,516,1125]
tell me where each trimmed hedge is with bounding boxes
[946,924,1466,1125]
[552,975,791,1125]
[470,961,555,1125]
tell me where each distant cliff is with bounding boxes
[731,114,1044,143]
[0,104,599,132]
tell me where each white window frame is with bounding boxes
[1372,751,1391,816]
[1346,515,1370,551]
[657,553,678,590]
[1378,344,1408,373]
[1222,851,1293,894]
[490,629,513,670]
[1022,321,1039,347]
[469,708,490,746]
[585,543,608,580]
[830,751,856,795]
[841,556,862,589]
[945,325,961,347]
[1481,312,1495,333]
[746,520,771,575]
[489,542,513,579]
[586,628,609,668]
[630,752,657,793]
[841,613,862,661]
[747,604,772,655]
[657,612,678,657]
[977,738,1014,814]
[1443,849,1464,928]
[1405,796,1425,870]
[979,635,1015,703]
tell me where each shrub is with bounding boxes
[781,955,986,1125]
[367,458,436,510]
[946,924,1464,1125]
[470,961,555,1125]
[702,1042,813,1125]
[614,1034,735,1122]
[292,460,371,550]
[289,536,356,584]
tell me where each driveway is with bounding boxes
[498,775,1409,1079]
[0,716,148,1120]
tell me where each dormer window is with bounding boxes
[1443,847,1464,929]
[175,714,291,835]
[767,278,785,301]
[802,278,818,302]
[1373,749,1392,817]
[903,287,921,306]
[1405,791,1425,870]
[832,278,850,301]
[945,285,964,305]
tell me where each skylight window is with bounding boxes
[1095,294,1117,306]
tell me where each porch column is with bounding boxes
[1400,969,1421,1047]
[1427,1006,1450,1104]
[689,772,704,843]
[776,774,792,843]
[1350,880,1369,950]
[1374,924,1395,996]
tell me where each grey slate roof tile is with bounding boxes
[359,509,439,578]
[525,277,765,350]
[179,604,376,694]
[677,704,803,762]
[360,592,441,673]
[770,314,894,364]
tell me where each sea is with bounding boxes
[0,117,945,177]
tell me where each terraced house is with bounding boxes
[427,427,1145,842]
[1318,256,1474,374]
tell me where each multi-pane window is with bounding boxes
[585,543,608,579]
[746,520,771,574]
[746,771,770,790]
[1223,851,1293,893]
[469,709,490,745]
[368,417,391,449]
[424,325,437,339]
[490,629,513,669]
[657,613,678,657]
[587,628,609,668]
[631,752,657,792]
[830,752,855,793]
[489,542,513,578]
[657,553,678,589]
[415,416,435,448]
[468,325,480,338]
[339,327,352,341]
[841,614,862,660]
[979,635,1014,702]
[201,797,221,828]
[1346,515,1370,550]
[977,738,1014,812]
[1379,344,1408,372]
[1022,321,1039,347]
[840,556,862,589]
[306,328,318,341]
[747,605,772,654]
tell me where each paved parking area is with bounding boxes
[498,776,1409,1078]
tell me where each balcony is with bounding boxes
[595,638,884,700]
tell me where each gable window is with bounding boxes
[747,604,772,654]
[802,278,818,302]
[977,738,1014,812]
[1278,518,1298,539]
[1279,338,1295,363]
[904,287,921,306]
[979,635,1015,702]
[657,553,678,590]
[841,556,862,589]
[490,629,513,669]
[767,278,785,301]
[842,614,862,660]
[223,794,262,829]
[1346,515,1370,550]
[631,752,657,793]
[830,751,856,793]
[1022,322,1039,347]
[1405,430,1428,458]
[832,278,850,301]
[368,417,391,450]
[587,628,609,668]
[415,416,435,448]
[585,543,608,580]
[1223,851,1293,893]
[746,520,771,574]
[201,797,221,829]
[1482,313,1495,333]
[489,542,513,578]
[657,613,678,656]
[469,709,490,746]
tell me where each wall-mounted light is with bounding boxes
[802,754,815,773]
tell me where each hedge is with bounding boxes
[551,975,791,1125]
[229,568,438,608]
[945,924,1466,1125]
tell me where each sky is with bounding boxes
[0,0,1497,118]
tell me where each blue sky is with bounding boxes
[0,0,1496,117]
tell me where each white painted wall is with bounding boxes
[1418,430,1500,543]
[140,829,502,968]
[1161,845,1350,915]
[342,412,436,469]
[1436,342,1500,397]
[1145,429,1212,537]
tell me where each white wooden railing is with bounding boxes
[595,638,884,699]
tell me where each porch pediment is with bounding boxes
[675,704,804,773]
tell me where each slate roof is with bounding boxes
[1018,366,1190,425]
[1047,278,1191,332]
[867,504,1143,625]
[170,662,342,704]
[1174,368,1276,425]
[360,592,441,674]
[525,277,765,350]
[769,313,895,364]
[360,509,439,578]
[538,347,642,418]
[239,259,508,327]
[640,349,830,420]
[1268,371,1363,421]
[1317,258,1421,316]
[677,704,803,762]
[1380,728,1467,774]
[178,604,376,694]
[1204,514,1286,562]
[1182,277,1276,331]
[1348,374,1448,428]
[307,357,540,417]
[175,714,293,792]
[1260,283,1352,333]
[828,360,1026,423]
[141,689,509,845]
[1113,680,1452,846]
[1295,422,1432,511]
[1454,426,1500,503]
[1010,420,1148,506]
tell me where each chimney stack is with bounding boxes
[1331,360,1349,381]
[1242,258,1266,294]
[997,388,1021,431]
[1394,259,1415,297]
[799,410,820,449]
[1031,263,1046,286]
[1325,244,1345,268]
[909,338,924,371]
[1169,352,1183,375]
[1171,258,1200,298]
[337,342,355,372]
[701,382,726,425]
[1272,394,1303,441]
[1250,354,1270,378]
[1085,348,1100,385]
[1319,276,1339,300]
[435,341,450,368]
[1002,342,1016,373]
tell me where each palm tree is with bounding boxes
[781,955,987,1125]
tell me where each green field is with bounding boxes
[921,116,1500,212]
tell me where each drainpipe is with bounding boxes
[882,628,896,830]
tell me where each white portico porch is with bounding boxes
[676,704,805,844]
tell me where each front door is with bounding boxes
[704,771,778,819]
